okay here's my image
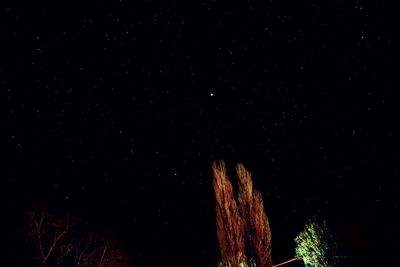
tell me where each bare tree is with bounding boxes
[27,206,131,267]
[27,206,73,266]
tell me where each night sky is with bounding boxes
[1,2,397,267]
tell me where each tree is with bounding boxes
[237,163,272,267]
[27,206,73,266]
[27,206,132,267]
[213,161,247,267]
[212,161,272,267]
[295,218,338,267]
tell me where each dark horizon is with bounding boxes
[2,3,397,266]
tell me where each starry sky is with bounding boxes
[1,2,397,267]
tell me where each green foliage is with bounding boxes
[295,218,337,267]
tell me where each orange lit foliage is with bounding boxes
[212,161,272,267]
[237,164,272,267]
[213,161,247,267]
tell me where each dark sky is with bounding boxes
[1,2,397,267]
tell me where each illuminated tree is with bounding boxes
[212,161,272,267]
[212,161,247,267]
[237,163,272,267]
[295,218,338,267]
